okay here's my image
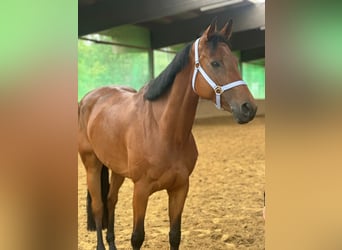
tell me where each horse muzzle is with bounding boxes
[232,102,257,124]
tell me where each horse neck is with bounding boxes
[157,64,199,142]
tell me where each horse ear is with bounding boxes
[204,17,217,40]
[221,19,233,40]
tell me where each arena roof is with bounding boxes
[79,0,265,60]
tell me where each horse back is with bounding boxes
[79,85,137,128]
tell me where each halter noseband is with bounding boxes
[191,38,247,110]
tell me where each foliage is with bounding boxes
[78,40,150,101]
[242,61,265,99]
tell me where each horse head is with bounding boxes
[192,19,257,124]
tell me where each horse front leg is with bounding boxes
[167,180,189,250]
[131,181,150,250]
[106,173,125,250]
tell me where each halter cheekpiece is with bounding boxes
[191,38,247,110]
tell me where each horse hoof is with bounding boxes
[96,244,106,250]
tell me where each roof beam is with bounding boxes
[231,28,265,51]
[149,4,264,48]
[241,46,265,62]
[79,0,234,35]
[79,0,264,36]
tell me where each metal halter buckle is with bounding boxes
[214,86,223,95]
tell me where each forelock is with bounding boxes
[207,33,231,51]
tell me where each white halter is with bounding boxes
[191,38,247,109]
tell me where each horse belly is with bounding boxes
[90,134,128,174]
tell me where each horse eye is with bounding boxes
[211,61,220,68]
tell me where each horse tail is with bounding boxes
[86,165,110,231]
[101,165,110,229]
[78,102,81,120]
[86,190,96,231]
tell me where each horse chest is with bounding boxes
[148,163,190,191]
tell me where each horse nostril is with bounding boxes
[241,102,252,115]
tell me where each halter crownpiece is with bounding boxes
[191,38,247,110]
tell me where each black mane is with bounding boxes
[144,43,192,100]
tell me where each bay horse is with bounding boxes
[78,19,257,250]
